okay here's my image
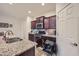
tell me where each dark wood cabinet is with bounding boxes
[35,36,42,47]
[16,47,35,56]
[49,15,56,29]
[29,34,42,47]
[36,16,45,23]
[31,21,36,29]
[41,36,56,43]
[44,15,56,29]
[44,17,50,29]
[36,16,45,29]
[29,34,35,42]
[31,15,56,29]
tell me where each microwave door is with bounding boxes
[36,23,43,29]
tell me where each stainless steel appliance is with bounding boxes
[36,23,43,29]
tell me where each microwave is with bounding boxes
[36,23,43,29]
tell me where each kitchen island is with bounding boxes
[0,40,36,56]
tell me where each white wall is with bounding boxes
[40,11,56,17]
[0,16,22,38]
[56,3,69,13]
[21,16,32,40]
[33,11,56,21]
[0,15,33,40]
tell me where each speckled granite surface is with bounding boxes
[0,40,36,56]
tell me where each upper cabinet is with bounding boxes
[31,20,36,29]
[36,16,45,29]
[44,15,56,29]
[36,16,45,23]
[49,15,56,29]
[31,15,56,29]
[44,17,50,29]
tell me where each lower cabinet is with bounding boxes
[35,37,42,47]
[29,34,35,42]
[16,47,35,56]
[29,34,43,47]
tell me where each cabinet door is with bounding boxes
[44,17,50,29]
[31,21,36,29]
[40,16,44,23]
[29,34,35,42]
[36,16,44,23]
[49,16,56,29]
[36,18,40,23]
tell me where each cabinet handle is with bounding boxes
[72,42,78,46]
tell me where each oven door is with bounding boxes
[36,23,43,29]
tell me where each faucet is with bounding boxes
[4,30,14,41]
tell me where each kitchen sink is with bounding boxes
[6,37,23,43]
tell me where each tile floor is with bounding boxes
[35,47,56,56]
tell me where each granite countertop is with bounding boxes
[29,33,56,38]
[0,40,36,56]
[42,34,56,38]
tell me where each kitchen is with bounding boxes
[29,15,56,56]
[0,3,56,56]
[0,3,79,56]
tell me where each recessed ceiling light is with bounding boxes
[41,3,45,6]
[28,11,31,14]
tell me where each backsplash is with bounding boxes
[31,29,56,35]
[46,29,56,35]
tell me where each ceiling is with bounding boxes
[0,3,56,20]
